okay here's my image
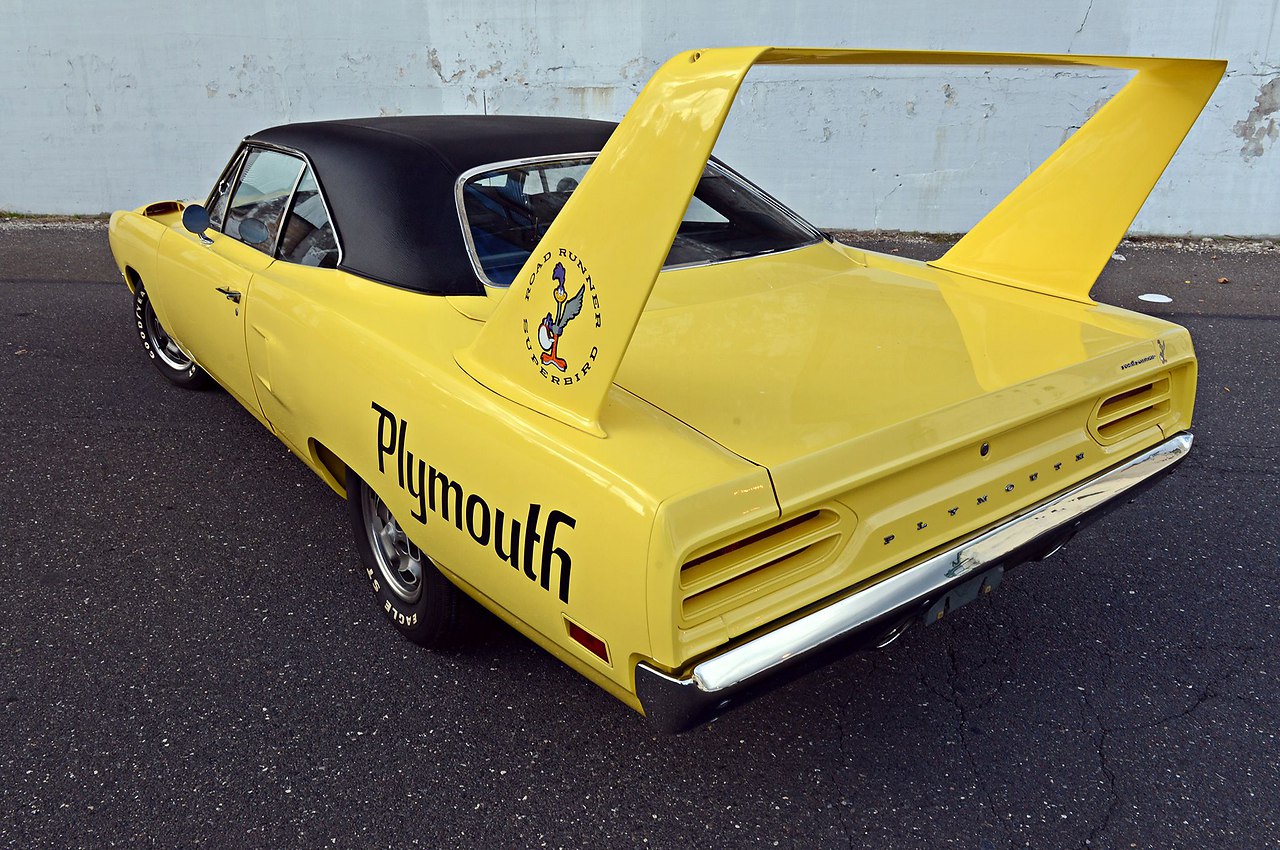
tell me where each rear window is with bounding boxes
[458,157,820,287]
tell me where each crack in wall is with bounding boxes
[871,182,903,230]
[1068,0,1096,53]
[1075,0,1095,35]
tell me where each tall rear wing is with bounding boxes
[456,47,1224,436]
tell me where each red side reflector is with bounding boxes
[566,619,609,663]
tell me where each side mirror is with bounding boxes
[238,217,270,246]
[182,204,212,241]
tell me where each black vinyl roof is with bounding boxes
[248,116,618,295]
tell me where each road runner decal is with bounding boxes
[371,402,577,603]
[521,247,601,386]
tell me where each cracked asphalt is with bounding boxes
[1,222,1276,849]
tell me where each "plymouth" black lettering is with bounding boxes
[371,401,577,602]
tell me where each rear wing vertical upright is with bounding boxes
[455,47,1224,436]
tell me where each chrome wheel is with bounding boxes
[361,485,425,604]
[142,299,194,371]
[347,469,477,647]
[132,282,211,390]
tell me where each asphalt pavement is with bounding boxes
[1,221,1276,849]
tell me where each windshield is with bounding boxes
[458,157,820,287]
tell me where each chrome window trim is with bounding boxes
[226,145,305,259]
[696,157,825,247]
[453,152,601,289]
[204,146,248,235]
[218,139,346,267]
[453,152,824,289]
[661,239,819,273]
[270,161,309,260]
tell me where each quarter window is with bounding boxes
[206,149,245,232]
[278,167,339,268]
[460,160,589,286]
[225,149,305,253]
[459,157,819,287]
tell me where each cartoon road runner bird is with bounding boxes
[537,262,586,372]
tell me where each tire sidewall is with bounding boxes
[133,284,205,387]
[346,470,462,647]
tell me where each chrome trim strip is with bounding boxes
[205,146,248,235]
[452,153,824,289]
[636,432,1194,732]
[270,160,309,260]
[660,239,819,274]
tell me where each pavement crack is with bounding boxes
[1136,686,1217,730]
[932,633,1015,846]
[1078,655,1233,846]
[1112,671,1232,734]
[1080,690,1119,847]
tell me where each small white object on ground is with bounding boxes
[1138,293,1173,303]
[1112,252,1126,261]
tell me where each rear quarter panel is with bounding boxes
[244,265,776,705]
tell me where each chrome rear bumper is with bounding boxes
[636,432,1193,733]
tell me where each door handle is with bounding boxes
[215,287,242,304]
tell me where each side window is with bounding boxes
[278,167,339,268]
[225,149,305,252]
[459,157,817,285]
[462,160,591,286]
[682,195,729,224]
[206,149,245,233]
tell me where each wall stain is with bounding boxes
[1233,77,1280,159]
[565,85,616,113]
[427,48,465,84]
[473,61,503,81]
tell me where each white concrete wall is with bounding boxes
[3,1,1277,235]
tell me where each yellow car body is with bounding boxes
[108,48,1223,731]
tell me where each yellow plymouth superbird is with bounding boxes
[108,48,1223,731]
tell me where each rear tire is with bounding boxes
[346,468,477,647]
[133,282,211,389]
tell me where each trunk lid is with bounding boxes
[615,242,1182,509]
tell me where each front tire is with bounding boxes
[133,283,211,389]
[346,469,476,647]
